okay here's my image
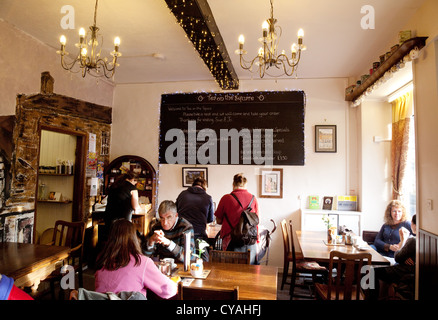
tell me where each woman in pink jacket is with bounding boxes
[95,219,177,299]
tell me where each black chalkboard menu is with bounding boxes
[159,91,305,166]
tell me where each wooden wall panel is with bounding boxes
[419,229,438,299]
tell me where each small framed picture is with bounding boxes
[48,191,62,201]
[182,167,208,187]
[259,168,283,198]
[315,125,337,153]
[322,196,334,210]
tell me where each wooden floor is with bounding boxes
[276,273,316,300]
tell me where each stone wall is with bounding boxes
[0,73,112,243]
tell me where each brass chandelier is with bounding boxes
[57,0,121,79]
[235,0,305,78]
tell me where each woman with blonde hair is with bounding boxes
[373,200,412,260]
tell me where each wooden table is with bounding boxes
[0,242,70,293]
[176,262,278,300]
[296,230,390,265]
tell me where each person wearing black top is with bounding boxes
[176,177,214,242]
[103,171,141,238]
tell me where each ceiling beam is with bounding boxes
[164,0,239,90]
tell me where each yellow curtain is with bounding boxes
[391,91,413,199]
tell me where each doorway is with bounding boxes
[34,127,86,243]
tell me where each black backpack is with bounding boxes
[224,194,259,247]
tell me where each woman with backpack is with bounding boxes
[215,173,259,264]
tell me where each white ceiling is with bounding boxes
[0,0,425,87]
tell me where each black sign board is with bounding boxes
[159,91,305,166]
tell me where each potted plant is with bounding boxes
[322,215,337,243]
[190,239,209,277]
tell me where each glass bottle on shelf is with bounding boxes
[38,183,47,200]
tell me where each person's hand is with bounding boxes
[399,227,410,243]
[389,244,400,252]
[152,230,171,247]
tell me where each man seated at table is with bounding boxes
[141,200,194,263]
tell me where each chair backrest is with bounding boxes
[209,249,250,264]
[212,231,223,250]
[178,281,239,300]
[327,250,372,300]
[362,230,379,245]
[51,220,85,263]
[39,227,55,245]
[280,219,302,263]
[280,219,291,258]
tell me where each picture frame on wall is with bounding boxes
[315,125,337,153]
[322,196,334,210]
[259,168,283,198]
[48,191,62,201]
[182,167,208,187]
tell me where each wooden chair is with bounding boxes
[44,220,85,299]
[362,230,379,245]
[280,219,327,299]
[315,250,372,300]
[209,249,251,264]
[177,281,239,300]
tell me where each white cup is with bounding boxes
[163,258,175,269]
[352,236,359,246]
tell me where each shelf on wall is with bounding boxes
[345,37,428,102]
[303,209,361,215]
[37,200,72,204]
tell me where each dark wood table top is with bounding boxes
[176,262,278,300]
[296,230,390,265]
[0,242,70,288]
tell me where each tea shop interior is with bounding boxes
[0,0,438,302]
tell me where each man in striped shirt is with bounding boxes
[142,200,194,263]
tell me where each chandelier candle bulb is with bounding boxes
[239,35,245,44]
[60,35,66,46]
[298,29,304,46]
[262,21,269,38]
[114,37,121,52]
[291,43,298,53]
[258,47,264,57]
[79,28,86,45]
[239,35,245,50]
